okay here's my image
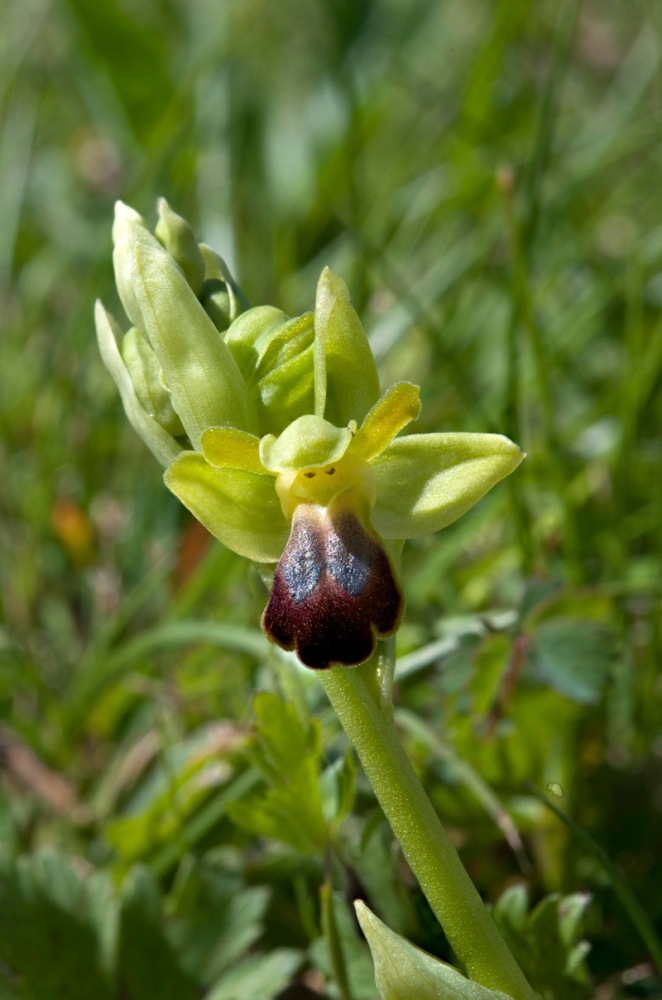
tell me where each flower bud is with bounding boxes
[112,201,152,330]
[154,197,206,296]
[199,245,250,332]
[224,308,316,434]
[121,327,184,437]
[94,301,182,467]
[119,222,257,446]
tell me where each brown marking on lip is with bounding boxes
[262,500,403,669]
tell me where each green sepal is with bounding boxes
[95,301,182,468]
[131,236,257,445]
[314,268,380,426]
[352,382,422,461]
[154,197,206,295]
[121,327,184,437]
[164,452,287,562]
[198,244,250,331]
[259,415,354,473]
[356,902,514,1000]
[371,432,524,539]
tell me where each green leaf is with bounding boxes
[313,267,380,426]
[117,866,198,1000]
[346,816,418,937]
[0,849,115,1000]
[371,432,524,540]
[164,451,288,562]
[320,752,356,828]
[169,866,271,985]
[492,887,593,1000]
[310,892,379,1000]
[529,619,612,705]
[356,902,514,1000]
[205,949,302,1000]
[227,693,328,854]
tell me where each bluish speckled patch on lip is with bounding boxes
[262,500,403,669]
[279,515,324,603]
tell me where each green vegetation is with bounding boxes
[1,0,661,997]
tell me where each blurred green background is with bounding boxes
[1,0,661,997]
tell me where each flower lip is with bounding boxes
[262,496,403,669]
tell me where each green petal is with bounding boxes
[259,415,354,473]
[132,237,257,445]
[352,382,421,461]
[371,432,524,540]
[164,452,288,562]
[313,268,380,426]
[95,301,182,468]
[201,426,267,474]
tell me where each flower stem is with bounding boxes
[317,665,537,1000]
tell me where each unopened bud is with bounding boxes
[121,327,184,437]
[155,198,206,295]
[199,245,250,332]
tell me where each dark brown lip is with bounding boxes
[262,501,403,670]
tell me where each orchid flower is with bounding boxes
[96,200,523,669]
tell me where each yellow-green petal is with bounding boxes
[352,381,421,461]
[164,452,288,562]
[259,415,354,474]
[201,426,268,474]
[95,301,182,468]
[371,432,524,540]
[313,268,380,426]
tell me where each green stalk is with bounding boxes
[317,664,537,1000]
